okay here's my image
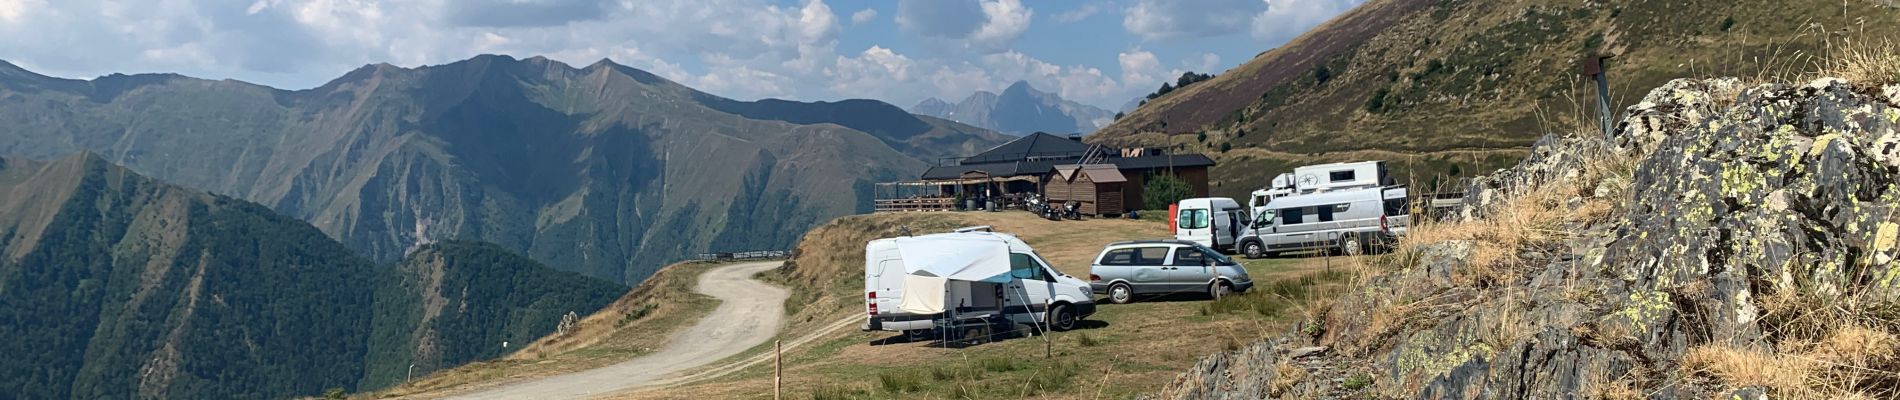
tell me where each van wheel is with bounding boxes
[1243,242,1265,259]
[1342,235,1364,257]
[1107,283,1134,304]
[904,329,932,342]
[1209,281,1233,299]
[1049,305,1077,331]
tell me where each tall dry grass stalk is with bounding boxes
[1820,30,1900,86]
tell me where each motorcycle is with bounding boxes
[1062,201,1081,220]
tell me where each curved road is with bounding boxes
[447,261,788,399]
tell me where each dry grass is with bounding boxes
[1270,360,1307,396]
[1822,37,1900,86]
[1478,291,1535,353]
[1743,286,1900,398]
[1681,345,1815,393]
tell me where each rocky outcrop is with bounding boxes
[1150,77,1900,398]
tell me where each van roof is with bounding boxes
[1105,239,1200,247]
[1259,186,1400,208]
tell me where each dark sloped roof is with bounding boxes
[919,153,1215,180]
[962,132,1090,164]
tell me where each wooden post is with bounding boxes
[1044,299,1053,359]
[774,340,782,400]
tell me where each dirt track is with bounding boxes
[444,261,788,399]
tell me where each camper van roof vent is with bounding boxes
[953,226,994,233]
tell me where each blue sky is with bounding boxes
[0,0,1365,110]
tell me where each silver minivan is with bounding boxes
[1088,240,1253,304]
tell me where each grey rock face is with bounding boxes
[1151,77,1900,399]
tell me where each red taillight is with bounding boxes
[867,291,878,316]
[1089,274,1101,282]
[1380,214,1389,232]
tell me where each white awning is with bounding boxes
[893,235,1013,283]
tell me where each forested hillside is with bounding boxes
[0,55,1009,285]
[362,241,625,389]
[0,154,626,398]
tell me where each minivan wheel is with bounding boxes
[1108,283,1134,304]
[1209,281,1233,299]
[1243,242,1265,259]
[1342,235,1364,257]
[1050,305,1077,332]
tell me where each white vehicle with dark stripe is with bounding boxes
[1237,186,1409,258]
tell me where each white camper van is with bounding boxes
[1175,197,1248,253]
[1237,186,1409,258]
[1251,161,1393,216]
[862,229,1096,340]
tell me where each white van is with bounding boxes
[1175,197,1248,253]
[1236,186,1409,258]
[1251,161,1392,216]
[862,230,1095,338]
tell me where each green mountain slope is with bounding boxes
[362,241,625,389]
[0,153,377,399]
[1089,0,1900,197]
[0,55,1008,284]
[0,154,626,398]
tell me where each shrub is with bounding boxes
[1142,173,1195,210]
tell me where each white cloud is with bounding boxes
[1052,3,1100,23]
[1123,0,1261,41]
[1251,0,1364,43]
[849,8,876,25]
[1184,52,1220,73]
[969,0,1031,51]
[0,0,44,23]
[1118,50,1165,89]
[895,0,1031,54]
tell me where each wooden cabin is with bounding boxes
[1045,164,1127,216]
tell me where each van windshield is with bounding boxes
[1178,209,1210,229]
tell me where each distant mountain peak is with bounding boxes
[909,80,1112,135]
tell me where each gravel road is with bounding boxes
[445,261,788,399]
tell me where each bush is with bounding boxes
[1142,173,1195,210]
[1220,142,1232,153]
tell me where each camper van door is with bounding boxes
[1002,252,1056,326]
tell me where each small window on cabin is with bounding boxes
[1317,205,1335,222]
[1330,170,1356,182]
[1334,204,1350,213]
[1281,207,1305,225]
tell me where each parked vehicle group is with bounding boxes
[862,159,1417,344]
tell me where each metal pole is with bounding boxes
[1044,299,1053,358]
[774,340,782,400]
[1595,69,1613,138]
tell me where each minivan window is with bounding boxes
[1172,247,1207,265]
[1135,247,1170,265]
[1178,209,1209,230]
[1010,253,1050,281]
[1281,207,1305,224]
[1100,248,1137,266]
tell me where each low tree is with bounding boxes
[1143,173,1195,210]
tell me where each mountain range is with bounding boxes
[0,55,1010,284]
[1089,0,1900,198]
[911,80,1115,136]
[0,153,624,398]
